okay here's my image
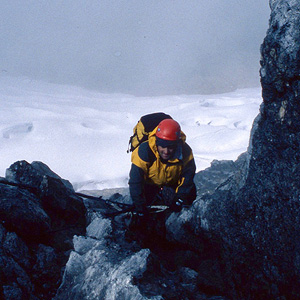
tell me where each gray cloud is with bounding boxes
[0,1,270,95]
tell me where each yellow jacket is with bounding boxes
[129,127,196,209]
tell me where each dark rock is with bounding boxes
[0,223,6,243]
[3,232,31,269]
[5,161,43,190]
[166,1,300,299]
[39,175,85,225]
[4,160,86,250]
[0,251,33,297]
[3,283,23,300]
[194,152,249,197]
[0,160,87,299]
[178,267,198,292]
[33,244,58,273]
[163,2,300,299]
[5,160,73,191]
[231,1,300,298]
[195,259,224,296]
[32,244,60,299]
[39,175,86,251]
[0,184,51,242]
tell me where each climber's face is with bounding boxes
[157,145,176,160]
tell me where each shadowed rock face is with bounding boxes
[174,1,300,299]
[239,0,300,297]
[240,0,300,297]
[0,161,87,300]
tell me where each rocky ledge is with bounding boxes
[0,161,86,299]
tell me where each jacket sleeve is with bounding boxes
[129,163,147,210]
[176,143,197,204]
[128,142,151,210]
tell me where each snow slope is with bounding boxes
[0,75,262,191]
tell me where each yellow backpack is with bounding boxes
[127,112,172,152]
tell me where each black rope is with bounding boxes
[0,179,169,220]
[0,179,131,208]
[75,192,131,208]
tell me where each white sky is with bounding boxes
[0,1,270,95]
[0,75,262,191]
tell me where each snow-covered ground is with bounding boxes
[0,75,262,191]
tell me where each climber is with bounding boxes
[128,118,197,218]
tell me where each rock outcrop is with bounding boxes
[166,1,300,299]
[0,161,86,299]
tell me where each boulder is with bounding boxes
[0,161,87,299]
[0,184,51,243]
[5,160,87,250]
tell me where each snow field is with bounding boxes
[0,76,262,190]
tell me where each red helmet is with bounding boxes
[156,119,181,141]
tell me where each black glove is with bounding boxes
[161,186,176,206]
[130,207,149,231]
[134,199,148,214]
[170,198,183,212]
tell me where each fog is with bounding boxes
[0,1,270,96]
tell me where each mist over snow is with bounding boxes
[0,1,269,95]
[0,75,262,191]
[0,1,267,189]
